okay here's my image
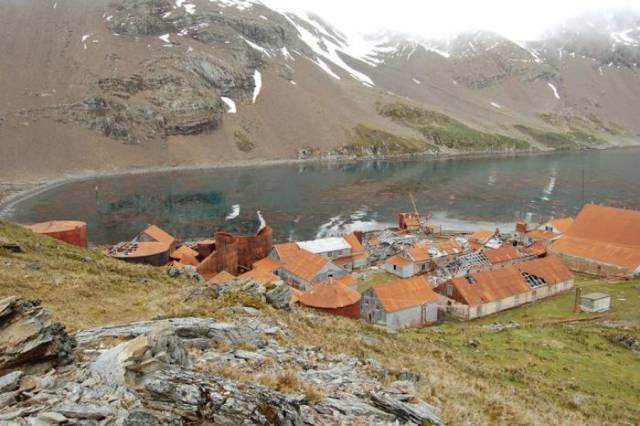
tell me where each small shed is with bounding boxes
[580,293,611,313]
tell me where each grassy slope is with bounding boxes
[378,103,531,152]
[1,221,639,424]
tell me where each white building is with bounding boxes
[361,276,440,329]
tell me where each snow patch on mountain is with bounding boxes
[252,70,262,103]
[547,82,560,99]
[241,37,271,57]
[221,97,237,113]
[490,102,502,109]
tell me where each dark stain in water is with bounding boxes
[7,148,640,244]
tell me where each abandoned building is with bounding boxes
[468,229,501,250]
[436,256,575,320]
[298,278,362,319]
[398,213,422,232]
[25,220,88,248]
[107,241,171,266]
[361,276,440,329]
[384,243,432,278]
[549,204,640,278]
[296,233,369,271]
[196,212,274,279]
[139,225,178,253]
[268,242,346,290]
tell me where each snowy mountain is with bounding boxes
[1,0,640,178]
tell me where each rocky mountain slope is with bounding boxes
[1,0,640,179]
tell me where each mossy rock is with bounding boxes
[234,130,255,152]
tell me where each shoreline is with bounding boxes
[1,144,639,220]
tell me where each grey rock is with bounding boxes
[0,390,18,408]
[370,392,443,426]
[234,350,267,363]
[383,380,416,401]
[141,366,303,424]
[265,282,292,310]
[36,412,68,424]
[0,297,76,374]
[57,402,114,420]
[0,370,24,393]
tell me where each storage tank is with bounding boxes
[108,241,171,266]
[25,220,88,248]
[299,279,362,319]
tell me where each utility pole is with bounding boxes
[581,152,586,207]
[573,287,582,314]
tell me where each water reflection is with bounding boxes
[8,148,640,244]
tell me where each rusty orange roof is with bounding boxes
[386,255,412,267]
[484,246,522,264]
[252,257,281,272]
[239,267,280,285]
[447,268,530,306]
[437,239,464,255]
[334,275,358,288]
[177,253,200,267]
[344,233,365,254]
[26,220,86,233]
[299,279,361,309]
[469,229,495,244]
[406,246,431,262]
[372,276,439,313]
[208,270,235,285]
[142,225,177,245]
[290,287,303,304]
[550,204,640,269]
[523,241,547,257]
[275,243,329,282]
[516,256,574,285]
[170,245,199,260]
[526,229,559,241]
[549,217,574,234]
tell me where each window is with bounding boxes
[393,265,397,271]
[446,285,453,296]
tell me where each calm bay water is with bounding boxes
[6,148,640,244]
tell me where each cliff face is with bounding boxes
[1,0,640,179]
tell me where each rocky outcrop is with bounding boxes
[0,297,75,374]
[0,298,442,425]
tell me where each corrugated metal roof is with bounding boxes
[523,241,547,257]
[372,276,439,313]
[406,246,431,262]
[252,257,280,272]
[299,279,361,309]
[142,225,177,245]
[297,237,351,254]
[26,220,86,233]
[447,268,530,306]
[484,246,521,264]
[550,204,640,269]
[516,256,574,284]
[469,229,495,244]
[549,217,574,234]
[444,256,573,306]
[170,245,199,260]
[386,255,412,267]
[343,233,365,254]
[275,243,329,282]
[208,270,235,285]
[526,229,559,241]
[239,267,280,285]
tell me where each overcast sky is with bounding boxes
[265,0,639,40]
